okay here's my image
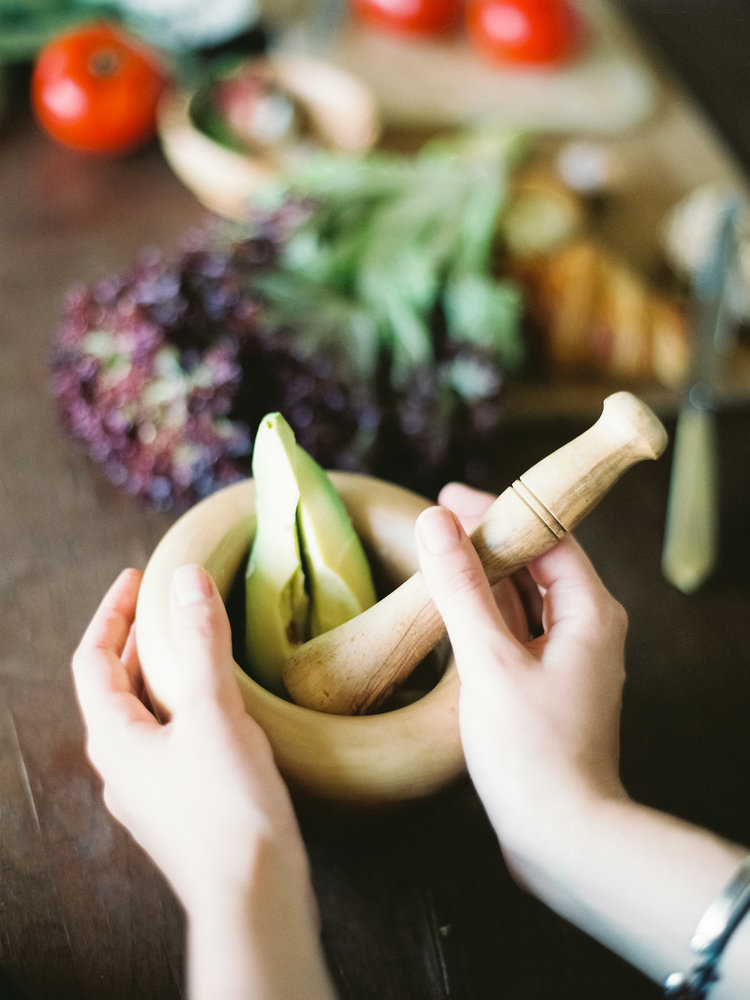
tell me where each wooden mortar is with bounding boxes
[136,474,463,807]
[136,391,666,806]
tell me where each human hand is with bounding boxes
[419,488,750,999]
[72,565,335,999]
[416,484,628,863]
[72,565,311,912]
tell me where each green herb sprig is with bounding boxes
[250,129,529,398]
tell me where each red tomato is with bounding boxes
[350,0,463,37]
[32,22,167,155]
[466,0,584,66]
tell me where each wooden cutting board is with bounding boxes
[280,0,660,134]
[253,1,750,417]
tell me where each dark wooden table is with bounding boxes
[2,6,750,997]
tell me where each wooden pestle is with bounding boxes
[282,392,667,716]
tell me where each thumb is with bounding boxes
[416,507,520,682]
[169,564,242,715]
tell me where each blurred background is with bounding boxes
[2,2,750,998]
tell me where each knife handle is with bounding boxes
[283,392,667,715]
[662,404,719,594]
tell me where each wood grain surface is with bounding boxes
[2,5,750,995]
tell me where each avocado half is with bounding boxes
[245,413,376,695]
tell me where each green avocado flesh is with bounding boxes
[244,413,376,695]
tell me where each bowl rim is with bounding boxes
[136,473,465,806]
[157,51,382,220]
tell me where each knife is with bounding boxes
[661,196,740,594]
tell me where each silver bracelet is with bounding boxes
[663,854,750,999]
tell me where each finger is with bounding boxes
[73,569,141,709]
[169,565,242,716]
[438,484,535,637]
[527,536,623,644]
[437,482,495,534]
[416,506,522,681]
[121,625,150,705]
[510,567,544,637]
[491,577,532,643]
[76,569,142,665]
[72,568,154,730]
[528,533,596,588]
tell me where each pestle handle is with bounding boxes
[282,392,667,716]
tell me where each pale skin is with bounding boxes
[417,483,750,999]
[71,483,750,999]
[71,563,336,1000]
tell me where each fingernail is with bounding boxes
[417,506,462,554]
[172,565,213,607]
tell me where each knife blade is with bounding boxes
[661,195,740,594]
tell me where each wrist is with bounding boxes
[490,778,634,895]
[186,836,333,1000]
[184,830,316,922]
[494,792,750,990]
